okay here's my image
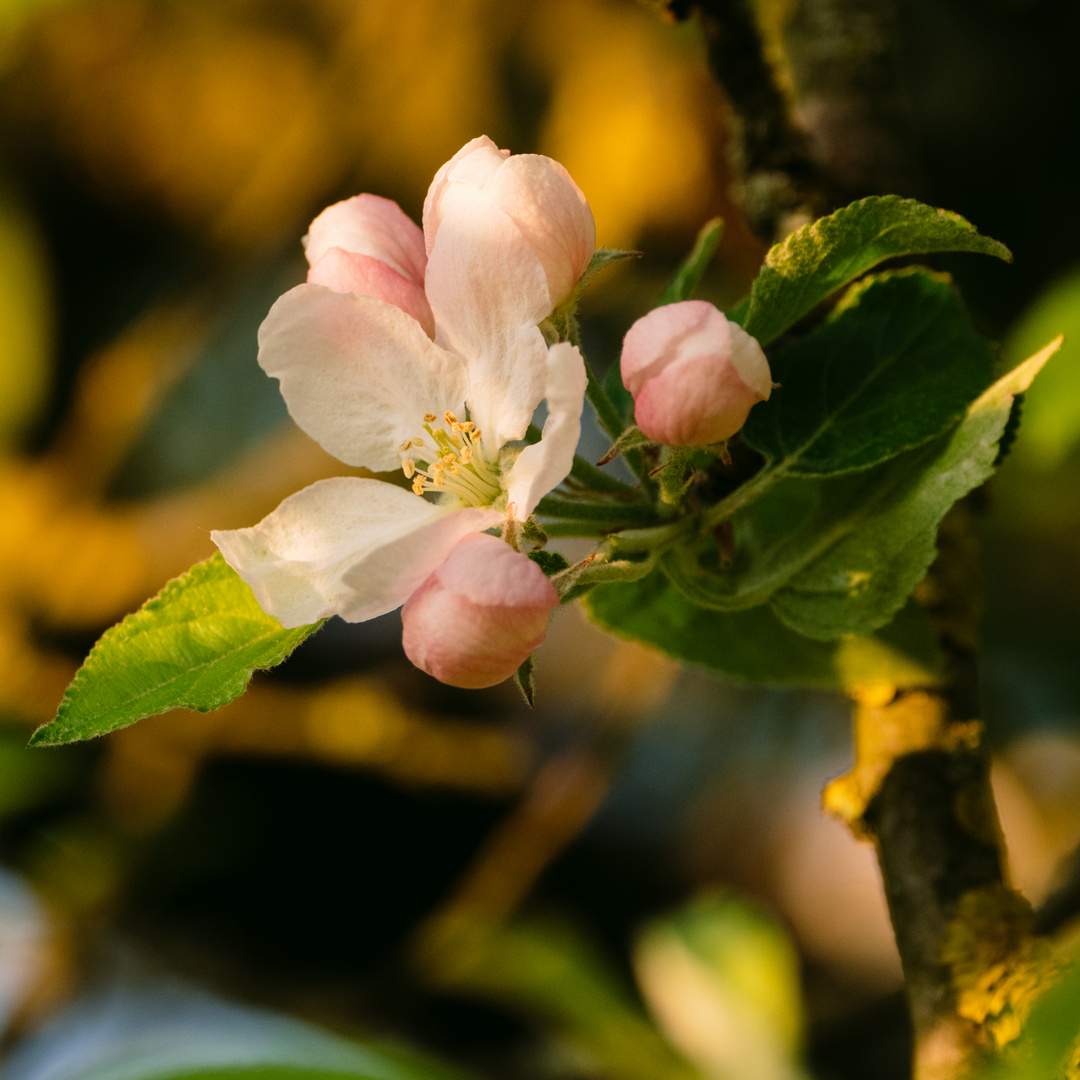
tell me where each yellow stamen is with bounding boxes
[424,412,438,423]
[402,459,416,478]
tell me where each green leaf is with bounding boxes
[582,569,942,690]
[513,655,535,707]
[770,336,1061,639]
[741,196,1011,346]
[31,554,322,746]
[743,270,995,477]
[658,217,724,306]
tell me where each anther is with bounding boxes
[398,440,412,453]
[423,412,438,423]
[402,460,416,478]
[444,411,459,425]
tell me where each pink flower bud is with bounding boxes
[401,533,559,689]
[423,136,596,309]
[620,300,773,446]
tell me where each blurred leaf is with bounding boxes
[109,268,294,498]
[743,271,994,476]
[634,894,804,1080]
[31,555,322,746]
[979,963,1080,1080]
[0,730,74,819]
[0,187,52,447]
[0,976,468,1080]
[741,196,1011,346]
[423,917,701,1080]
[1001,265,1080,468]
[582,570,941,690]
[658,217,723,305]
[771,336,1061,639]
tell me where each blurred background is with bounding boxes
[1,2,1080,1079]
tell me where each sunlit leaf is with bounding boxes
[741,196,1011,346]
[1000,265,1080,468]
[31,555,322,746]
[743,270,995,476]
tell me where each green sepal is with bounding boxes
[513,656,536,708]
[31,553,323,746]
[527,550,571,577]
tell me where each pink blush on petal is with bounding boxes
[308,248,436,339]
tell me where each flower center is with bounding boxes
[399,411,502,507]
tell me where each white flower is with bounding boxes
[212,139,593,629]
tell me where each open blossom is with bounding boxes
[401,533,559,688]
[212,138,593,630]
[621,300,773,446]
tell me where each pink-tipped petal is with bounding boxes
[304,194,427,285]
[258,284,467,472]
[620,301,772,446]
[212,478,498,628]
[401,533,559,688]
[423,135,508,254]
[307,248,436,338]
[487,154,595,306]
[424,186,551,447]
[505,343,587,519]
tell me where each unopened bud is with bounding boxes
[621,301,773,446]
[401,533,559,689]
[423,136,595,309]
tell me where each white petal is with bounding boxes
[504,342,587,519]
[212,478,500,627]
[422,136,507,254]
[258,284,467,472]
[424,186,551,448]
[304,194,427,285]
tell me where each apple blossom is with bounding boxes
[211,139,593,631]
[621,300,773,446]
[401,533,559,688]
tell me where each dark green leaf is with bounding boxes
[743,270,995,476]
[741,196,1011,346]
[663,337,1059,638]
[582,569,941,690]
[658,217,724,306]
[32,554,322,746]
[769,337,1060,639]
